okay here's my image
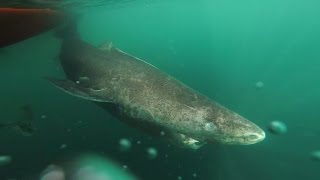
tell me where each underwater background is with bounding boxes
[1,0,320,179]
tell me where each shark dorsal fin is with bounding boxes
[99,42,159,69]
[99,42,114,52]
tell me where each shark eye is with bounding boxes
[204,122,216,131]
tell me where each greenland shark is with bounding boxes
[48,26,265,149]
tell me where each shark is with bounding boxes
[48,25,265,149]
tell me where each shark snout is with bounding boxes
[243,129,265,144]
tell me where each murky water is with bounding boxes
[1,0,320,179]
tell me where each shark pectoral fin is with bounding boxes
[46,77,112,102]
[170,133,206,150]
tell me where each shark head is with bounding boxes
[187,103,265,145]
[201,105,265,145]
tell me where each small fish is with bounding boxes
[0,105,35,136]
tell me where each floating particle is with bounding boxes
[67,128,71,133]
[136,141,141,145]
[75,80,80,84]
[60,144,67,149]
[146,147,158,159]
[165,154,168,158]
[0,155,12,166]
[178,176,182,180]
[192,173,197,178]
[119,138,132,152]
[160,131,165,136]
[310,150,320,161]
[41,115,47,119]
[255,81,264,88]
[123,165,128,169]
[268,120,287,135]
[204,122,216,131]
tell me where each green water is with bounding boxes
[0,0,320,179]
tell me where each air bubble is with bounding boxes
[60,144,67,149]
[310,150,320,161]
[119,138,132,152]
[0,155,11,166]
[192,173,197,178]
[146,147,158,159]
[255,81,264,88]
[160,131,165,136]
[268,120,287,135]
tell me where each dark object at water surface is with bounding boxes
[0,8,65,48]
